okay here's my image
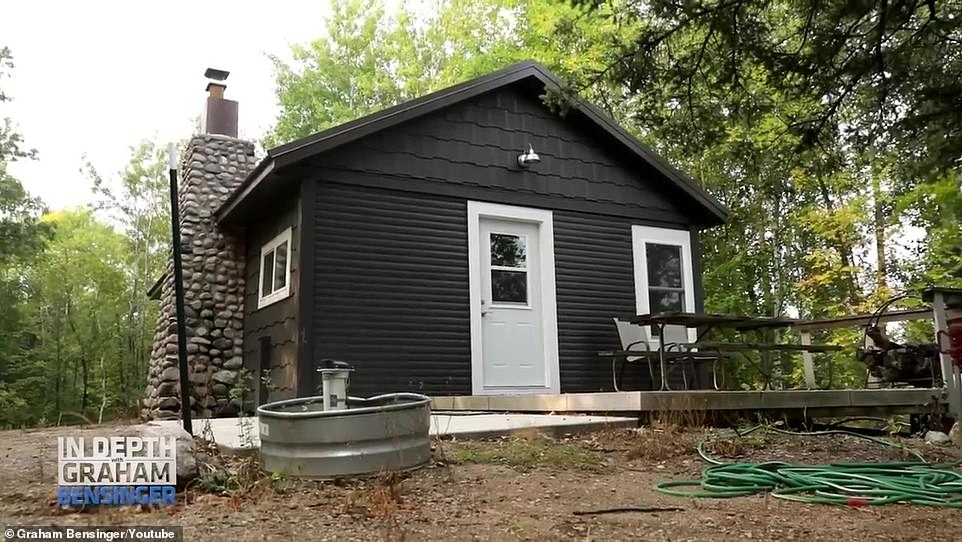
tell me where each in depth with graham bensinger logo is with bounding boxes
[57,435,177,506]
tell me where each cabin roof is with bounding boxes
[216,60,728,226]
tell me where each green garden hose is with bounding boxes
[654,425,962,507]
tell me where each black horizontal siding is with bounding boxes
[555,211,707,392]
[554,211,647,392]
[308,181,706,396]
[311,183,471,397]
[243,201,300,404]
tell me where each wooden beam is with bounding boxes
[800,331,816,389]
[433,389,945,417]
[792,308,931,331]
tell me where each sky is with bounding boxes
[2,1,333,210]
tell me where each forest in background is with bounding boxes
[1,0,960,427]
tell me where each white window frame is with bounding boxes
[631,225,697,345]
[257,227,293,309]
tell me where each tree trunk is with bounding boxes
[55,331,62,416]
[98,354,108,424]
[81,354,89,412]
[872,173,887,290]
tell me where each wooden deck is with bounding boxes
[431,388,946,418]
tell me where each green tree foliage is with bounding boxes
[583,0,962,163]
[0,47,174,426]
[574,0,962,295]
[266,0,633,145]
[1,142,172,428]
[87,139,172,415]
[29,209,130,423]
[560,0,962,386]
[267,0,517,145]
[0,47,52,425]
[0,47,47,263]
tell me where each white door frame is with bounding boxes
[468,201,560,395]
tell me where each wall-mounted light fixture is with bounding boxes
[517,144,541,168]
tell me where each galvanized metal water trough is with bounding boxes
[256,392,432,479]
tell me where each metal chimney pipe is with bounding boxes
[201,68,238,137]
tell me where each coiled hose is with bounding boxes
[654,425,962,507]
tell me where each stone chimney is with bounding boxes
[143,69,257,420]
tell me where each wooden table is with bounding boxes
[614,312,843,391]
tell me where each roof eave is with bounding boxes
[562,87,729,226]
[216,62,557,225]
[272,63,556,166]
[215,158,275,224]
[146,272,167,300]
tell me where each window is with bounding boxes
[646,243,685,314]
[258,227,292,309]
[631,225,695,342]
[489,232,528,305]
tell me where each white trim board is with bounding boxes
[467,201,560,395]
[257,227,293,309]
[631,225,697,345]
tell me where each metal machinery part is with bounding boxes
[857,295,940,388]
[938,315,962,368]
[925,288,962,420]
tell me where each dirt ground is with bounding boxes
[1,420,961,542]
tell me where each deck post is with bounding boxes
[800,331,816,389]
[930,291,962,418]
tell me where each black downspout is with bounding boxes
[168,144,193,435]
[297,179,317,397]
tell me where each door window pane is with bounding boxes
[646,243,683,288]
[273,241,288,290]
[649,290,684,313]
[491,270,527,304]
[490,234,526,268]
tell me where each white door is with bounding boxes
[479,218,546,388]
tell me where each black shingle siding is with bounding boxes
[304,84,692,223]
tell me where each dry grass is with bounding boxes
[703,431,769,459]
[338,471,409,541]
[449,434,608,473]
[192,424,288,500]
[4,423,962,541]
[626,403,710,462]
[649,399,710,428]
[626,421,700,462]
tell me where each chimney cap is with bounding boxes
[205,81,227,93]
[204,67,230,81]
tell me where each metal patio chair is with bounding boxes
[610,317,696,391]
